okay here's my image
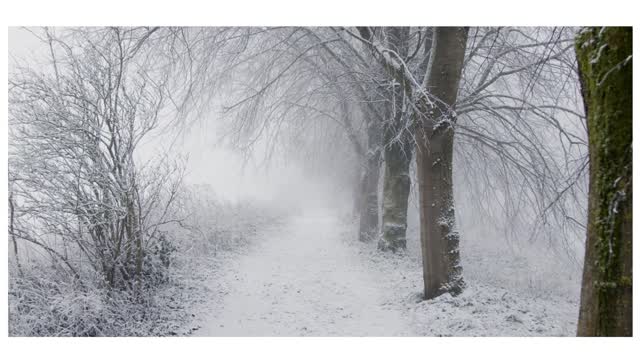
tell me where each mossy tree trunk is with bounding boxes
[576,27,632,337]
[379,27,413,253]
[416,27,468,299]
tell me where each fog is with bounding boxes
[142,118,352,211]
[9,27,354,214]
[8,26,594,337]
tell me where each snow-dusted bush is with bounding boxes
[9,260,191,336]
[169,184,281,258]
[8,183,278,336]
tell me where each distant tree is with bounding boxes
[373,27,415,253]
[575,27,632,336]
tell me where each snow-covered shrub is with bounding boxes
[9,260,192,336]
[170,184,280,258]
[138,232,177,289]
[8,184,278,336]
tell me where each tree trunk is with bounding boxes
[379,27,413,253]
[380,143,412,251]
[358,143,381,242]
[356,85,384,241]
[416,27,468,300]
[576,27,632,337]
[8,191,23,277]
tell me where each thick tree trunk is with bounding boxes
[576,27,632,337]
[416,27,468,300]
[379,27,412,252]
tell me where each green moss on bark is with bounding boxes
[576,27,632,337]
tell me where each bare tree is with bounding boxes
[9,27,184,292]
[173,27,386,241]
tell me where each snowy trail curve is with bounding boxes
[194,211,411,336]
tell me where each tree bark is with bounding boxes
[380,142,412,251]
[8,191,23,277]
[576,27,632,337]
[416,27,468,299]
[358,137,382,242]
[379,27,413,253]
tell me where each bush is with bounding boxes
[9,260,189,336]
[8,193,280,336]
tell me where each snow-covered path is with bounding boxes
[194,211,411,336]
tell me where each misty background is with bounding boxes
[8,26,588,336]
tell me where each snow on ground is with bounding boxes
[189,210,579,336]
[352,242,580,336]
[193,210,410,336]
